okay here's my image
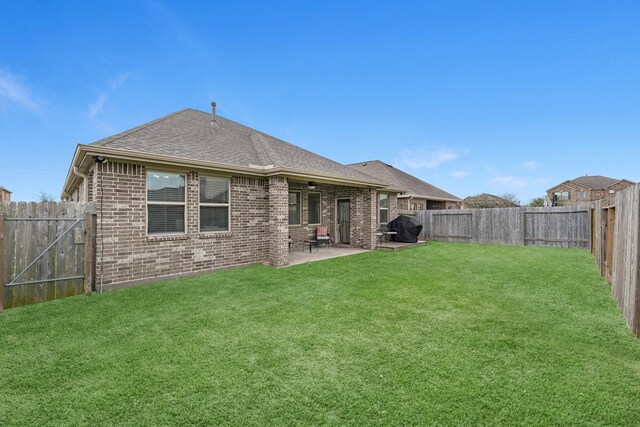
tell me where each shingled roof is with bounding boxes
[87,108,378,182]
[570,175,627,190]
[347,160,461,202]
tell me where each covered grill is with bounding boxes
[388,215,423,243]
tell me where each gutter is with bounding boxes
[397,193,462,203]
[62,145,389,197]
[72,166,89,201]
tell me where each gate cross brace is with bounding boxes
[8,219,83,286]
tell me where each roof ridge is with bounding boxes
[184,109,372,180]
[93,109,192,147]
[250,132,279,166]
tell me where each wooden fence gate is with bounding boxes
[0,202,96,311]
[416,206,590,248]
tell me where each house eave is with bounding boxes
[398,193,461,202]
[62,145,388,198]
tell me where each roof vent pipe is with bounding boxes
[210,101,218,127]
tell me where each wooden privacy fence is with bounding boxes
[591,184,640,337]
[416,206,590,248]
[0,202,96,311]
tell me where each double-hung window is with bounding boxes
[147,171,186,234]
[200,176,230,232]
[554,191,569,201]
[379,193,389,223]
[308,192,321,225]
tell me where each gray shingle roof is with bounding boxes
[347,160,461,201]
[89,108,378,183]
[570,175,625,190]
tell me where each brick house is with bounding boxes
[347,161,461,210]
[546,175,635,206]
[62,106,402,290]
[0,186,11,203]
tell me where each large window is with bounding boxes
[379,193,389,223]
[308,192,321,225]
[200,176,230,232]
[288,191,301,225]
[147,171,186,234]
[554,191,569,201]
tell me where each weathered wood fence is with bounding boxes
[415,206,590,248]
[0,202,96,311]
[591,184,640,337]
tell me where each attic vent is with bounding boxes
[386,163,393,167]
[362,163,367,166]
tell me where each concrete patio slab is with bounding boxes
[286,246,368,266]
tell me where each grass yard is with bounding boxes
[1,242,639,426]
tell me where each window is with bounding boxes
[200,176,230,232]
[308,192,321,225]
[554,191,569,201]
[578,191,586,200]
[288,191,301,225]
[379,193,389,223]
[147,171,186,234]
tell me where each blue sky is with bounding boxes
[1,1,639,203]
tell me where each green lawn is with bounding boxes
[1,243,639,426]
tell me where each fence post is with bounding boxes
[84,212,96,294]
[0,213,5,313]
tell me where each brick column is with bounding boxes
[362,188,378,249]
[268,176,289,267]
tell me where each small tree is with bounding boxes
[529,197,545,207]
[39,191,56,202]
[500,192,520,207]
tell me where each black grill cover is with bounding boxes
[388,215,423,243]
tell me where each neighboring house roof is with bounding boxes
[548,175,636,192]
[63,108,387,197]
[463,193,517,207]
[347,160,461,202]
[0,186,11,193]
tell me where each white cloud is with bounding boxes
[87,72,130,122]
[488,176,528,187]
[450,170,469,178]
[523,161,541,171]
[88,93,107,119]
[397,146,468,169]
[0,69,42,113]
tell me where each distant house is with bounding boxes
[462,193,517,209]
[546,175,635,206]
[0,186,11,203]
[347,161,461,210]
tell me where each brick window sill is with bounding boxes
[198,232,233,239]
[146,234,189,242]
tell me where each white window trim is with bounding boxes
[146,170,187,236]
[199,176,231,233]
[288,190,302,226]
[379,193,389,224]
[307,191,322,226]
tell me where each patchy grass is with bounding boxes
[1,243,639,426]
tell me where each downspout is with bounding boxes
[407,195,414,211]
[72,166,89,202]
